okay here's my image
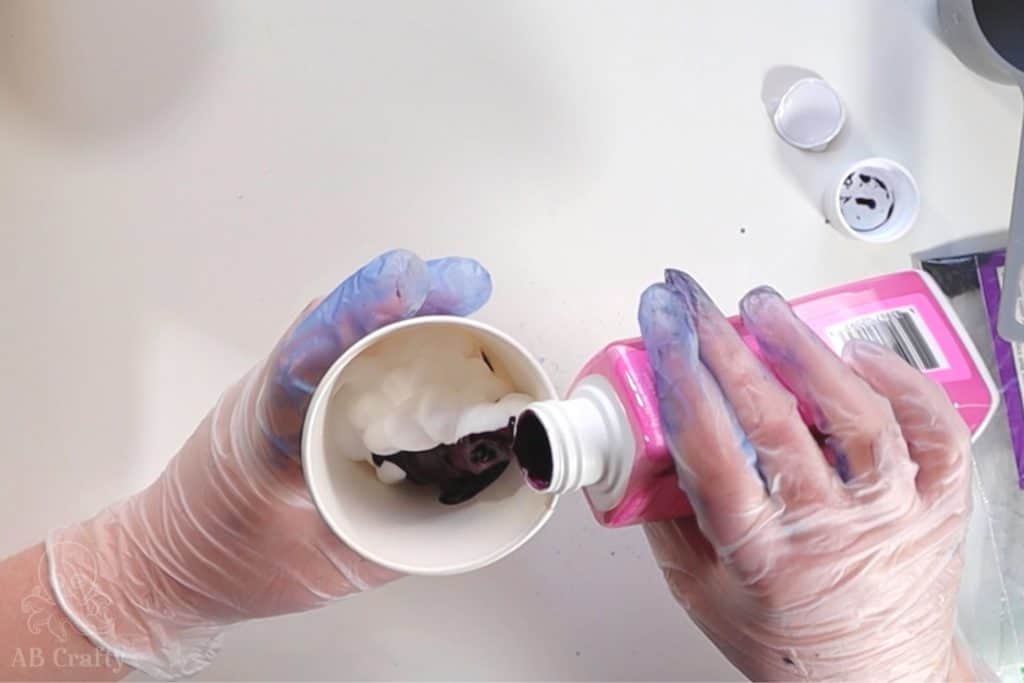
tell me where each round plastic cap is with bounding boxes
[772,78,845,151]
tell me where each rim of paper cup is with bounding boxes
[301,315,560,575]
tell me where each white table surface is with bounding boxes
[1,1,1020,680]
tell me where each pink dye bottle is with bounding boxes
[513,271,999,528]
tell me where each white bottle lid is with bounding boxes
[772,77,846,152]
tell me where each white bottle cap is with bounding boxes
[772,77,846,152]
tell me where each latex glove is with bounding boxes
[638,270,979,681]
[46,250,492,680]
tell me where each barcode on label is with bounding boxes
[825,307,946,372]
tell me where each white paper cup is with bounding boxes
[823,157,919,244]
[302,316,559,576]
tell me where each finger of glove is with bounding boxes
[844,339,970,505]
[417,257,492,316]
[259,251,495,460]
[639,283,771,557]
[643,517,718,611]
[665,270,837,506]
[740,287,912,485]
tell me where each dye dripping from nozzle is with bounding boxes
[512,270,997,528]
[514,411,553,491]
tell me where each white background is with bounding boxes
[1,1,1020,680]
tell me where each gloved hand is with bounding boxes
[638,270,980,681]
[45,250,492,680]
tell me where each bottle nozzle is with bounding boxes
[512,377,634,510]
[512,410,556,491]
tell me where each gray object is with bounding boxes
[939,0,1024,341]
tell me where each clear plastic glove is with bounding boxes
[638,270,980,681]
[45,249,492,680]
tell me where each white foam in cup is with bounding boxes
[302,316,559,576]
[823,157,920,244]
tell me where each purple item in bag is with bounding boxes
[976,251,1024,487]
[924,249,1024,488]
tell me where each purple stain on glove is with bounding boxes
[664,268,707,316]
[738,286,807,374]
[637,284,702,436]
[640,280,761,481]
[820,437,852,483]
[373,418,516,505]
